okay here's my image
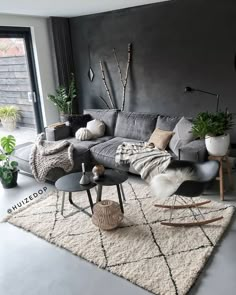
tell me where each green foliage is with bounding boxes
[0,135,16,154]
[47,73,77,114]
[0,105,20,121]
[0,135,18,185]
[192,111,234,138]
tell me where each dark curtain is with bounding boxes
[49,17,78,113]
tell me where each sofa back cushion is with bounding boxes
[114,111,157,141]
[156,115,180,131]
[169,116,195,156]
[83,109,118,136]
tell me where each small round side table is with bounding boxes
[55,172,96,217]
[92,169,128,213]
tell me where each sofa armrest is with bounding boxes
[45,125,71,141]
[179,139,207,162]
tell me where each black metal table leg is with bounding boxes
[120,184,126,202]
[96,185,103,202]
[116,185,124,213]
[68,191,92,217]
[61,191,65,215]
[86,189,94,213]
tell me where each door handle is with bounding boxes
[27,92,37,103]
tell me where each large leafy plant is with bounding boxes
[192,111,234,138]
[47,73,77,114]
[0,135,18,185]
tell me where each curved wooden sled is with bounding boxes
[155,200,211,209]
[161,216,224,227]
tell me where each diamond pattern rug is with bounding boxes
[4,180,235,295]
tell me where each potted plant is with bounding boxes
[47,73,77,122]
[192,111,234,156]
[0,135,19,189]
[0,105,20,131]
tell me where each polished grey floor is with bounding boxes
[0,173,235,295]
[0,126,36,145]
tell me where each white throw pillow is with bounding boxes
[87,119,105,138]
[75,128,93,141]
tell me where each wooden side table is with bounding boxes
[208,155,234,201]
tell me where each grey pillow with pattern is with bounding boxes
[169,117,194,156]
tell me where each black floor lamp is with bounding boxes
[184,86,220,112]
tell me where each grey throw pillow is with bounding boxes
[156,115,180,131]
[169,117,194,156]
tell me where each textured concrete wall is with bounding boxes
[70,0,236,142]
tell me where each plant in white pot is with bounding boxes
[47,73,77,122]
[192,111,234,156]
[0,105,20,131]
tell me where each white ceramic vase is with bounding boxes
[205,133,230,156]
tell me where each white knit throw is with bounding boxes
[115,142,172,182]
[30,133,74,182]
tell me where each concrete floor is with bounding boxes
[0,126,36,145]
[0,173,236,295]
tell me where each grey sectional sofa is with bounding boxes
[12,109,207,182]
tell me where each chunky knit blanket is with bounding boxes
[30,133,74,182]
[115,142,172,182]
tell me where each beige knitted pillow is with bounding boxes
[148,128,174,150]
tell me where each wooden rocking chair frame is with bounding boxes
[155,195,223,226]
[153,160,224,227]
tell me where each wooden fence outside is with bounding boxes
[0,55,36,129]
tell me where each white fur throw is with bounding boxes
[75,128,93,141]
[87,119,105,138]
[150,168,196,199]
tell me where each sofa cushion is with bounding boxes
[90,137,140,169]
[11,142,33,174]
[87,119,105,138]
[156,115,180,131]
[67,136,113,150]
[114,112,157,141]
[68,114,92,136]
[169,117,195,156]
[148,128,174,150]
[83,109,118,136]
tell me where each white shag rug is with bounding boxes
[4,180,235,295]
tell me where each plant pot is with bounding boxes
[60,113,69,123]
[0,170,18,189]
[1,119,16,131]
[205,133,230,156]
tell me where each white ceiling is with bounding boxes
[0,0,169,18]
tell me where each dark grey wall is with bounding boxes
[69,0,236,141]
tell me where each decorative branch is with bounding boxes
[113,43,132,111]
[99,61,115,109]
[113,48,125,87]
[98,96,111,109]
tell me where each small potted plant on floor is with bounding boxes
[0,105,20,131]
[47,73,77,122]
[0,135,19,189]
[192,111,234,156]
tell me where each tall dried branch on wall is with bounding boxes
[98,96,111,109]
[99,61,116,109]
[113,43,132,111]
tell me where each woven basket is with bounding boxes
[92,200,123,230]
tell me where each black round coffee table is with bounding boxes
[55,172,96,217]
[92,169,128,213]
